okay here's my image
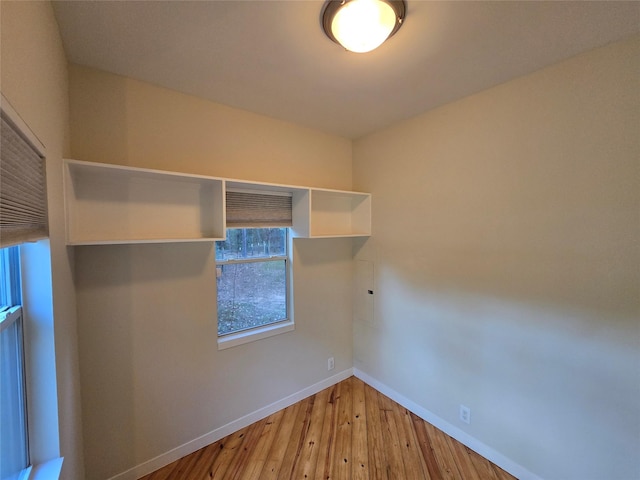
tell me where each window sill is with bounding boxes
[217,320,294,350]
[11,458,63,480]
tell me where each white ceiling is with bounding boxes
[52,1,640,139]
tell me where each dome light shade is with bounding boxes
[322,0,406,53]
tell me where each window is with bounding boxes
[1,95,61,478]
[216,228,291,345]
[0,245,29,478]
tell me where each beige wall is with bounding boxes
[0,1,84,479]
[68,66,354,479]
[353,34,640,480]
[69,64,352,190]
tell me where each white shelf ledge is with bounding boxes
[64,159,371,245]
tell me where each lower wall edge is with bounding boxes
[353,368,544,480]
[107,368,354,480]
[107,367,541,480]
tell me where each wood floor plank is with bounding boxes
[492,461,520,480]
[395,405,431,479]
[224,417,269,480]
[236,409,285,479]
[207,426,251,479]
[332,376,353,480]
[410,412,444,480]
[444,434,483,480]
[278,396,315,479]
[261,402,303,479]
[314,382,340,480]
[351,377,369,480]
[291,388,329,479]
[176,442,225,480]
[377,389,406,479]
[141,460,178,480]
[422,417,463,480]
[141,455,186,480]
[161,454,197,480]
[139,377,519,480]
[363,383,388,480]
[462,445,504,480]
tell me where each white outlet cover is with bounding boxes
[459,405,471,424]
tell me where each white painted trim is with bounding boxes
[107,368,354,480]
[28,457,63,480]
[226,187,293,197]
[9,457,65,480]
[217,320,294,350]
[353,368,544,480]
[0,93,46,157]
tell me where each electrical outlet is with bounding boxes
[459,405,471,424]
[328,357,335,371]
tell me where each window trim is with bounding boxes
[12,456,63,480]
[0,305,23,333]
[1,306,29,476]
[1,95,60,478]
[216,229,294,350]
[217,319,295,350]
[0,95,45,157]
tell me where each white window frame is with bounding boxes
[0,305,29,477]
[1,94,62,479]
[216,229,294,350]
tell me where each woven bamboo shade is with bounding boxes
[226,190,292,228]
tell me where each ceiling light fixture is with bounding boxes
[322,0,406,53]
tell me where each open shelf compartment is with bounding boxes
[64,160,225,245]
[308,189,371,237]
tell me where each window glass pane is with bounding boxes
[1,312,28,477]
[0,245,28,477]
[0,246,21,308]
[217,260,287,336]
[216,228,286,261]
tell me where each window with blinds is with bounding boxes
[0,114,48,248]
[225,190,292,228]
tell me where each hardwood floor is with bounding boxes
[140,377,517,480]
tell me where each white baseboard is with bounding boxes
[353,368,543,480]
[108,368,354,480]
[108,367,541,480]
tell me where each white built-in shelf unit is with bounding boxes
[63,159,371,245]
